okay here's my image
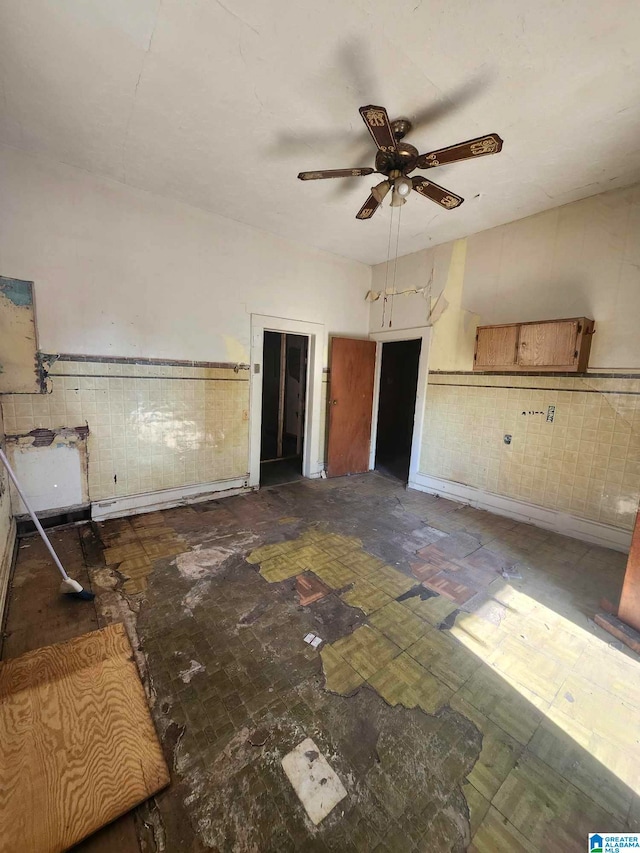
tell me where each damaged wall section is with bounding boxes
[0,277,41,394]
[0,356,250,510]
[4,426,90,515]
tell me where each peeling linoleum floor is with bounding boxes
[3,472,640,852]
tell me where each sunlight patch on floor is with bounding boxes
[453,582,640,798]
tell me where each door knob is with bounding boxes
[332,399,338,405]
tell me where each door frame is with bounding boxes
[368,325,432,483]
[249,314,325,487]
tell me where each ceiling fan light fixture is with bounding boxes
[371,180,391,204]
[394,176,413,198]
[390,187,407,207]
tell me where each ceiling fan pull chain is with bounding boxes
[389,205,402,328]
[382,204,395,327]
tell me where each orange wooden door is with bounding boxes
[327,337,376,477]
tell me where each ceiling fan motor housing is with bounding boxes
[375,142,418,177]
[390,118,412,139]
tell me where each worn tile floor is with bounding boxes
[2,472,639,851]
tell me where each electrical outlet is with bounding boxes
[504,434,512,445]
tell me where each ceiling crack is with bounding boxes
[121,0,163,184]
[214,0,260,37]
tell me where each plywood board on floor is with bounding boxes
[0,623,169,853]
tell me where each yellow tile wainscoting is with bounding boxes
[0,357,250,501]
[421,372,640,531]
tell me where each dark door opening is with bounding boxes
[375,338,421,483]
[260,331,308,486]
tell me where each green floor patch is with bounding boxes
[249,529,469,733]
[368,652,453,714]
[340,579,394,614]
[369,601,429,649]
[331,626,402,681]
[320,645,365,694]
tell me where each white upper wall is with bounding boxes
[370,183,640,370]
[0,146,370,364]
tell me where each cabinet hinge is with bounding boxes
[577,323,582,333]
[574,350,578,359]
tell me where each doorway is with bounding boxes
[374,338,422,483]
[260,331,309,486]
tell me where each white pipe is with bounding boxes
[0,445,70,582]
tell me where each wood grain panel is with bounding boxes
[618,509,640,633]
[327,337,376,477]
[518,320,579,366]
[473,318,594,373]
[474,325,518,368]
[0,623,169,853]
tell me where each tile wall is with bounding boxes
[0,357,250,501]
[420,373,640,531]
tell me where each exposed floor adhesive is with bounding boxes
[179,659,205,683]
[175,545,234,580]
[89,564,155,703]
[180,580,213,615]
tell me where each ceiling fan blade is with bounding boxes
[332,146,378,198]
[416,134,503,169]
[359,105,397,154]
[411,177,464,209]
[356,192,381,220]
[298,168,375,180]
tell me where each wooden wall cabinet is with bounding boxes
[473,317,595,372]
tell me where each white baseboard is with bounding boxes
[91,477,252,522]
[0,517,17,625]
[408,472,632,553]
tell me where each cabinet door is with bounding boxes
[475,325,518,369]
[518,320,579,367]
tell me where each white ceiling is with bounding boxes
[2,0,640,265]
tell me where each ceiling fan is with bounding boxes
[298,104,503,220]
